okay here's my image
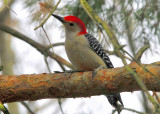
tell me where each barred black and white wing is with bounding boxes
[85,33,114,68]
[85,33,124,112]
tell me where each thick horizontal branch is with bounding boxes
[0,62,160,103]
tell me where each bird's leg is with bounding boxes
[92,66,107,78]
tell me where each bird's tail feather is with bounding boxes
[105,93,124,113]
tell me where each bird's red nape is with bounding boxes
[64,16,87,35]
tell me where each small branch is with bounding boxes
[34,0,61,30]
[0,62,160,103]
[112,107,147,114]
[0,23,73,69]
[153,92,160,104]
[0,0,14,22]
[104,49,132,61]
[135,45,149,61]
[122,107,147,114]
[21,101,34,114]
[45,42,64,50]
[58,99,65,114]
[44,56,51,73]
[122,5,136,56]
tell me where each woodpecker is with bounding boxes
[52,14,124,112]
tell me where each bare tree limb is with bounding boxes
[0,62,160,103]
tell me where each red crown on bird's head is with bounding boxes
[64,16,87,35]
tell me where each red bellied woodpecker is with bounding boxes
[52,14,124,112]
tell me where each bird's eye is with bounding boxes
[70,23,74,26]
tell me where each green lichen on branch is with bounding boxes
[0,102,10,114]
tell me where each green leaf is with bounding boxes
[4,0,7,5]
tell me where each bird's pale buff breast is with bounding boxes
[65,35,106,71]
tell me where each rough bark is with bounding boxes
[0,62,160,103]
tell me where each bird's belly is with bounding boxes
[65,44,106,71]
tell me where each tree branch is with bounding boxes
[135,45,149,61]
[0,62,160,103]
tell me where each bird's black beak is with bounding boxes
[52,14,66,23]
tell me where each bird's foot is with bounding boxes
[92,66,107,78]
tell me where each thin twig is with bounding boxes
[0,101,10,114]
[0,0,17,15]
[21,101,34,114]
[153,92,160,104]
[42,26,66,71]
[42,26,56,57]
[44,56,51,73]
[122,5,135,56]
[45,42,65,50]
[104,49,132,61]
[135,45,149,62]
[34,0,61,30]
[58,99,65,114]
[122,107,147,114]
